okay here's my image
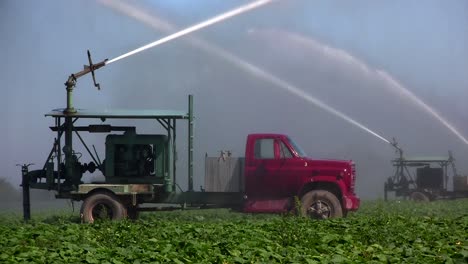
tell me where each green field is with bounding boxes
[1,200,467,263]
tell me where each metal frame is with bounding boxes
[21,95,194,220]
[45,99,193,193]
[21,53,196,220]
[384,142,457,201]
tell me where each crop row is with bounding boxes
[0,200,467,263]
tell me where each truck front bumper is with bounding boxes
[343,194,360,211]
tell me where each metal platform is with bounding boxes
[46,109,188,119]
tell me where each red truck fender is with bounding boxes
[298,175,349,209]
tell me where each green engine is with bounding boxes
[104,131,169,184]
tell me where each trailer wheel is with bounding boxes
[80,192,127,223]
[409,191,430,202]
[301,190,343,219]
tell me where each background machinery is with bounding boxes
[384,139,468,201]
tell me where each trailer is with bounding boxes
[384,139,468,201]
[20,95,246,220]
[19,51,360,222]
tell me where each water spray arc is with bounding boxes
[98,0,390,144]
[377,70,468,146]
[265,30,468,146]
[105,0,274,65]
[217,56,391,144]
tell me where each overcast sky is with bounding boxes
[1,0,467,199]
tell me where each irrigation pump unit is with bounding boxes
[384,139,468,201]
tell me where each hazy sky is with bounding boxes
[1,0,467,199]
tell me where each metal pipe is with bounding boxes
[165,119,172,193]
[57,117,62,192]
[173,119,177,192]
[156,119,168,130]
[65,84,76,113]
[21,165,31,221]
[64,116,73,186]
[74,130,100,166]
[42,131,63,171]
[63,51,107,114]
[188,95,194,191]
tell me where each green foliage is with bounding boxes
[0,200,467,263]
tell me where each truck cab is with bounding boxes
[243,134,360,218]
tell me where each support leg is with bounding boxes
[21,165,31,221]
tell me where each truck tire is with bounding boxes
[409,191,430,202]
[301,190,343,219]
[80,192,127,223]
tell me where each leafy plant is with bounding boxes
[0,200,467,263]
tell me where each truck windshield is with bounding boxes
[287,136,307,157]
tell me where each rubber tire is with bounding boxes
[301,190,343,219]
[80,192,127,223]
[409,191,430,202]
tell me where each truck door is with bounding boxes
[276,139,298,196]
[245,137,293,198]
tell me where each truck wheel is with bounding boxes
[80,192,127,223]
[409,191,430,202]
[301,190,343,219]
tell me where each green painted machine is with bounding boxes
[42,109,186,193]
[18,51,227,222]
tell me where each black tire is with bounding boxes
[80,192,127,223]
[409,191,430,202]
[301,190,343,219]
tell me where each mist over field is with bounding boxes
[1,0,467,210]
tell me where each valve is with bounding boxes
[390,137,403,158]
[86,50,105,90]
[64,50,108,113]
[16,163,35,176]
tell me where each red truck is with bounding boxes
[21,95,360,222]
[241,134,359,218]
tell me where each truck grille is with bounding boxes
[350,162,356,193]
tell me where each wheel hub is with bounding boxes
[307,200,331,219]
[92,203,113,220]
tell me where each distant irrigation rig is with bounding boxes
[384,138,468,201]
